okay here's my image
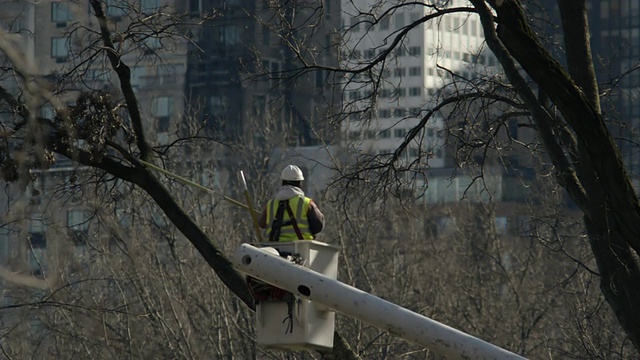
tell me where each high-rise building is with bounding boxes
[181,0,341,147]
[0,0,341,280]
[536,1,640,189]
[340,0,516,204]
[588,1,640,187]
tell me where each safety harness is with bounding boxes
[268,199,304,241]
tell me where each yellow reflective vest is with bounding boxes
[265,196,314,241]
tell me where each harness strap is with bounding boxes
[285,201,304,240]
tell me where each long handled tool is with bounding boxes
[139,159,260,217]
[240,170,264,242]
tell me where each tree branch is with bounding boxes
[89,0,151,161]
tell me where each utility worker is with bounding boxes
[258,165,325,241]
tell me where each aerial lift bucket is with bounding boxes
[244,240,340,351]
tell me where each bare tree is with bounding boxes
[289,0,640,352]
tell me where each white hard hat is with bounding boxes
[281,165,304,181]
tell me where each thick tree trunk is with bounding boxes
[476,0,640,350]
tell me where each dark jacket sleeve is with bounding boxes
[258,206,267,229]
[307,199,325,235]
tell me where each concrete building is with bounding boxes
[0,0,340,282]
[340,0,516,204]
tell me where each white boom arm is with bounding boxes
[234,243,527,360]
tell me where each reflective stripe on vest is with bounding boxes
[265,196,314,241]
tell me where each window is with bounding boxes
[315,69,325,87]
[140,0,161,14]
[365,49,376,59]
[395,13,405,29]
[408,46,420,56]
[262,26,270,46]
[396,88,406,97]
[51,37,69,60]
[380,17,390,30]
[210,95,228,116]
[324,0,332,20]
[394,128,407,138]
[143,36,162,54]
[380,129,391,138]
[350,16,360,31]
[394,108,406,117]
[409,87,422,96]
[409,66,421,76]
[28,219,46,277]
[394,47,406,57]
[223,26,241,45]
[410,12,420,22]
[68,210,90,245]
[106,0,126,18]
[190,0,202,13]
[379,109,391,118]
[410,107,421,116]
[394,67,406,77]
[381,89,392,98]
[152,96,173,132]
[52,2,73,23]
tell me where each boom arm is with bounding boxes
[234,243,526,360]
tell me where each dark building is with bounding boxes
[180,0,341,147]
[536,0,640,188]
[588,0,640,185]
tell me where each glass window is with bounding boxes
[409,87,421,96]
[52,2,73,23]
[394,47,406,57]
[140,0,161,13]
[380,17,390,30]
[190,0,202,13]
[351,16,360,31]
[395,13,405,29]
[152,96,173,117]
[409,66,421,76]
[51,37,69,59]
[67,209,90,244]
[408,46,420,56]
[223,26,241,45]
[106,0,126,18]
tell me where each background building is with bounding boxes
[0,0,340,281]
[181,0,341,148]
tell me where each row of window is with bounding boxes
[346,13,480,36]
[51,0,162,23]
[348,127,444,140]
[348,47,495,68]
[347,87,439,101]
[349,46,422,60]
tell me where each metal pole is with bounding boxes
[234,244,527,360]
[240,171,264,242]
[139,159,259,216]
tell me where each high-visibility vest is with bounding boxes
[265,196,314,241]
